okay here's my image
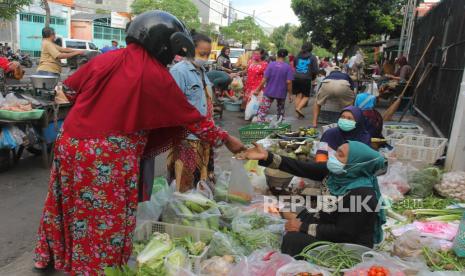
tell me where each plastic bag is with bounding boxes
[344,251,429,276]
[162,191,221,230]
[228,159,254,203]
[377,161,413,201]
[0,127,18,149]
[289,176,321,195]
[276,260,331,276]
[136,177,173,229]
[435,171,465,201]
[164,247,192,276]
[244,160,268,195]
[245,95,260,120]
[207,231,248,257]
[408,167,442,198]
[392,230,442,259]
[228,250,294,276]
[231,76,243,91]
[453,213,465,257]
[201,255,235,275]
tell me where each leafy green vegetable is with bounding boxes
[174,236,206,256]
[136,233,173,274]
[104,265,137,276]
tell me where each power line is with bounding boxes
[202,0,275,27]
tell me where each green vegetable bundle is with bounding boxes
[163,192,220,230]
[408,167,442,198]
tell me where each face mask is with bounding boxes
[338,118,356,132]
[193,58,207,67]
[327,154,347,175]
[252,54,261,61]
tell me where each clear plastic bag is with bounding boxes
[200,255,235,275]
[435,171,465,201]
[408,167,442,198]
[136,178,174,229]
[344,251,429,276]
[244,160,268,195]
[162,191,221,230]
[228,250,294,276]
[245,95,260,120]
[164,247,192,276]
[207,231,248,257]
[377,161,413,201]
[228,159,254,203]
[276,260,331,276]
[392,230,442,259]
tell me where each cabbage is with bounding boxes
[137,233,173,274]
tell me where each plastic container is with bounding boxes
[382,122,424,137]
[386,132,426,147]
[239,123,291,144]
[133,221,213,274]
[0,109,44,121]
[223,100,242,112]
[265,168,293,195]
[394,135,448,164]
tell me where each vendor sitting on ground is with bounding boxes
[354,92,384,139]
[315,106,371,163]
[238,140,387,256]
[379,56,412,98]
[311,67,355,128]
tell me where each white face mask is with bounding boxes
[193,58,207,67]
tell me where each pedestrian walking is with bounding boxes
[242,48,268,110]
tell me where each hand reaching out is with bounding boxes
[235,142,268,161]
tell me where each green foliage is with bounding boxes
[131,0,201,30]
[269,24,303,55]
[313,46,332,59]
[0,0,32,20]
[200,23,219,38]
[291,0,405,57]
[220,17,267,48]
[95,8,110,14]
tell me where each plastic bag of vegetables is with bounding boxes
[276,260,331,276]
[162,191,221,230]
[207,231,248,257]
[201,255,235,275]
[408,167,442,198]
[164,247,192,276]
[228,250,294,276]
[435,171,465,201]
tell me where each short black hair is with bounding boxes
[191,30,212,47]
[301,42,313,53]
[277,49,288,58]
[42,27,55,38]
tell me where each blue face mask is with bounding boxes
[338,118,356,132]
[327,154,346,175]
[193,58,207,67]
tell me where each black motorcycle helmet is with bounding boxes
[126,10,194,66]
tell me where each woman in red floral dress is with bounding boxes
[33,11,244,275]
[242,48,268,110]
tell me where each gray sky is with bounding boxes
[231,0,299,27]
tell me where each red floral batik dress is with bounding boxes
[34,131,147,275]
[243,61,268,107]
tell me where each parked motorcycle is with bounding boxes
[7,53,33,68]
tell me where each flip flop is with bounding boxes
[295,109,305,118]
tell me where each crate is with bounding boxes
[239,123,291,144]
[394,135,448,164]
[134,221,213,274]
[382,122,424,137]
[386,132,425,147]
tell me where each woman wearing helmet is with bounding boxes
[33,11,244,274]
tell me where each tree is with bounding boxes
[40,0,50,28]
[131,0,201,30]
[220,16,267,48]
[200,23,219,38]
[270,23,302,55]
[0,0,32,19]
[291,0,404,60]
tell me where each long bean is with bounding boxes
[297,242,362,272]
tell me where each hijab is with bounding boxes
[326,140,387,244]
[321,106,372,150]
[63,43,204,157]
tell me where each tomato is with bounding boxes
[369,270,377,276]
[376,272,385,276]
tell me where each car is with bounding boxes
[54,37,99,66]
[229,48,245,65]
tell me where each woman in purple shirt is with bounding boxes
[254,49,294,122]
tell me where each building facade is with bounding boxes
[73,0,134,13]
[192,0,230,28]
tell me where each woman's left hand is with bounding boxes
[285,218,302,232]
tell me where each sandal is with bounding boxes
[295,109,305,119]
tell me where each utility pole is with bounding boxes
[398,0,417,57]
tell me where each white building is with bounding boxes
[73,0,134,13]
[192,0,230,28]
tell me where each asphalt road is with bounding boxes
[0,81,313,275]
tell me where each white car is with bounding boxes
[229,48,245,65]
[54,37,99,65]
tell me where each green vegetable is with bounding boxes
[408,167,442,198]
[423,247,465,271]
[136,233,173,273]
[174,236,206,256]
[296,242,362,274]
[184,201,206,213]
[207,231,248,257]
[409,208,464,221]
[165,247,188,271]
[104,265,137,276]
[173,192,217,209]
